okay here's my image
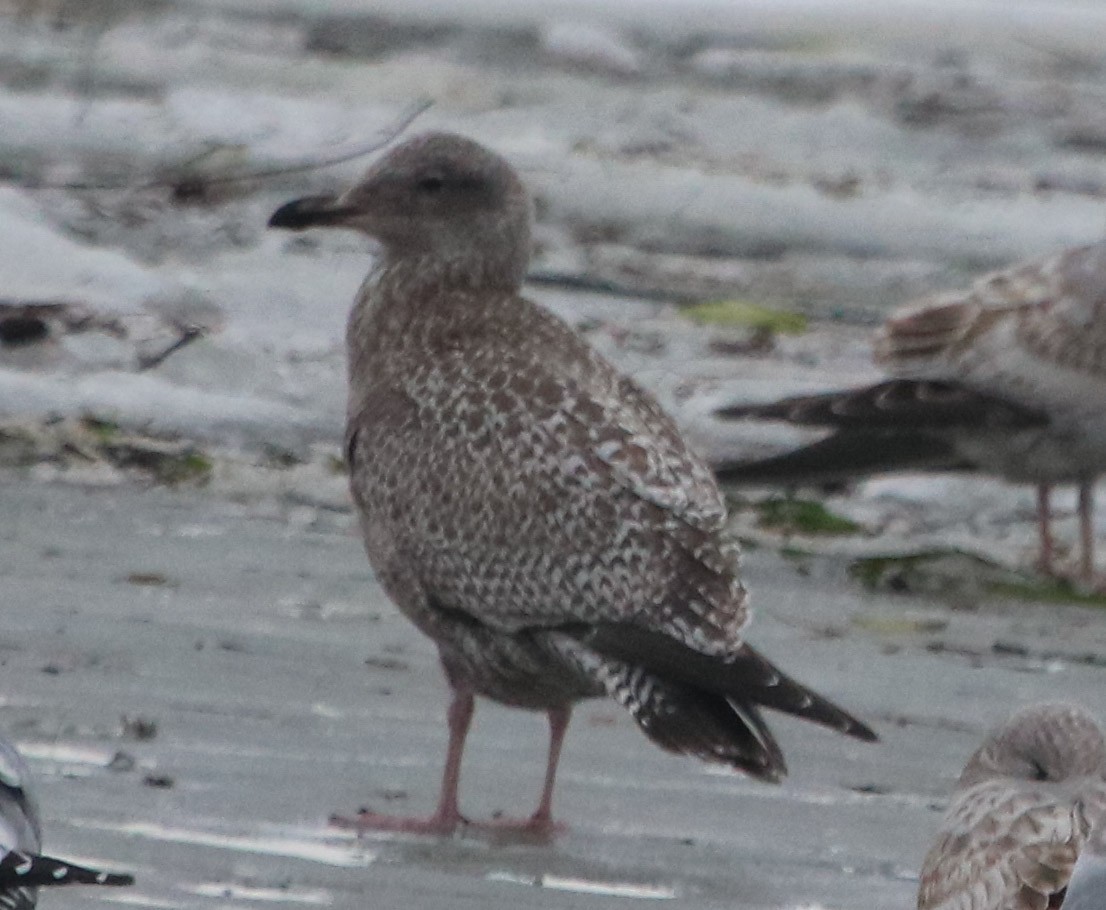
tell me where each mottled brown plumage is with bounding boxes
[269,131,875,836]
[918,704,1106,910]
[716,242,1106,584]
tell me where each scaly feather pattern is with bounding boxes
[273,131,875,833]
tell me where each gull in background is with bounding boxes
[715,240,1106,585]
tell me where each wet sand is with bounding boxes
[4,477,1106,908]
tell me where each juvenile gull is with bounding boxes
[917,703,1106,910]
[714,242,1106,584]
[0,734,133,908]
[268,131,876,836]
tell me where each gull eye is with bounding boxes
[416,174,445,194]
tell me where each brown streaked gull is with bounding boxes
[0,733,133,908]
[917,703,1106,910]
[268,131,876,837]
[715,242,1106,585]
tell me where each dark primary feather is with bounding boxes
[0,886,32,910]
[714,379,1048,486]
[585,656,788,781]
[717,379,1048,431]
[554,619,876,782]
[0,853,133,888]
[715,431,966,485]
[579,624,877,741]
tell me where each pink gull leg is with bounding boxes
[331,687,475,836]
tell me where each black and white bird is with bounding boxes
[269,131,876,836]
[715,241,1106,585]
[0,735,133,908]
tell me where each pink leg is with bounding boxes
[479,706,572,837]
[532,706,571,826]
[330,687,475,835]
[1036,484,1055,576]
[1079,481,1095,586]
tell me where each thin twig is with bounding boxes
[18,97,434,192]
[136,326,204,372]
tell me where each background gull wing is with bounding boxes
[874,248,1074,371]
[713,378,1047,485]
[878,242,1106,389]
[717,379,1048,431]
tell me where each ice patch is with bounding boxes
[18,742,114,766]
[0,187,167,311]
[76,822,375,868]
[310,703,345,719]
[97,894,178,908]
[487,871,676,899]
[174,524,230,539]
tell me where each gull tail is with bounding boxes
[572,624,877,782]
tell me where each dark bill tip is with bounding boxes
[848,717,880,743]
[267,195,351,230]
